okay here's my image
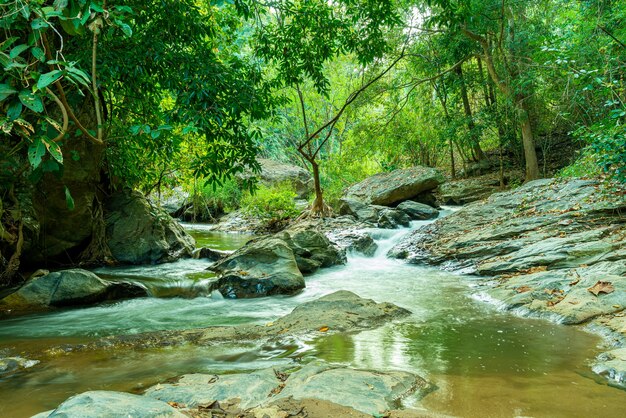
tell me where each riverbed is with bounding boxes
[0,213,624,417]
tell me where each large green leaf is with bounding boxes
[6,101,22,121]
[28,138,46,168]
[37,70,64,89]
[43,137,64,164]
[19,90,44,113]
[9,44,29,58]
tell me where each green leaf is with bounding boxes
[19,90,44,113]
[43,137,64,164]
[28,138,46,168]
[64,186,75,211]
[7,101,22,121]
[0,37,19,52]
[31,18,49,30]
[37,70,63,89]
[66,67,91,87]
[0,84,17,101]
[9,44,29,59]
[31,47,46,62]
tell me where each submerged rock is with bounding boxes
[44,291,410,353]
[35,390,185,418]
[146,361,433,415]
[0,269,147,315]
[105,189,195,264]
[339,199,411,229]
[209,237,305,298]
[0,356,39,376]
[344,166,445,206]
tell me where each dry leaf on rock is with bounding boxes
[587,281,615,296]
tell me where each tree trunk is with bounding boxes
[455,65,486,162]
[518,100,540,180]
[310,159,324,213]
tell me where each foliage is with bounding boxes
[240,182,300,226]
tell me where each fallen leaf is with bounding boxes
[265,322,274,327]
[319,326,329,332]
[569,278,580,286]
[516,286,533,293]
[528,266,548,274]
[544,288,564,296]
[547,296,565,307]
[167,402,185,408]
[587,281,615,296]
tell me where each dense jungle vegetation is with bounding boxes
[1,0,625,277]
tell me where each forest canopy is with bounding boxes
[1,0,625,208]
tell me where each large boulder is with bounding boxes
[209,237,305,298]
[277,229,346,274]
[105,190,195,264]
[344,166,445,206]
[0,269,147,314]
[36,391,185,418]
[437,177,502,205]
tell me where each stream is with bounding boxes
[0,212,625,417]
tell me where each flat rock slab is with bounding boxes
[145,361,433,415]
[40,291,410,354]
[34,390,185,418]
[592,347,626,389]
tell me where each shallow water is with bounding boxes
[0,215,624,417]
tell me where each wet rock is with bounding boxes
[338,198,379,224]
[275,361,434,415]
[330,230,378,256]
[592,348,626,389]
[36,390,185,418]
[145,368,279,410]
[377,208,411,229]
[105,189,195,264]
[49,291,410,353]
[0,269,147,314]
[209,209,267,234]
[192,247,233,262]
[278,228,346,274]
[397,201,439,220]
[209,237,304,298]
[146,361,433,416]
[0,356,39,376]
[344,166,445,206]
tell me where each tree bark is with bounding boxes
[455,64,485,161]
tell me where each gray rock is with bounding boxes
[0,269,147,314]
[105,190,195,264]
[377,208,411,229]
[592,348,626,389]
[192,247,233,262]
[278,228,346,274]
[146,361,433,416]
[0,356,39,376]
[344,166,445,206]
[397,201,439,220]
[153,186,188,216]
[239,158,314,199]
[209,237,305,298]
[145,368,279,410]
[39,390,185,418]
[338,198,379,224]
[276,362,433,415]
[438,178,501,205]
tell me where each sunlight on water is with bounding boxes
[1,210,624,417]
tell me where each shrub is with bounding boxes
[241,182,300,230]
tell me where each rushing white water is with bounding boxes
[1,210,625,418]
